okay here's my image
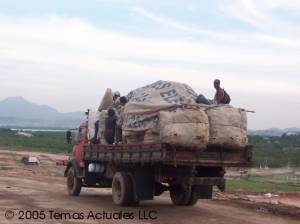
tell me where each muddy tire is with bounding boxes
[186,187,198,206]
[112,172,133,206]
[127,174,140,206]
[67,167,82,196]
[170,185,194,206]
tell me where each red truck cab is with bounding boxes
[72,122,88,169]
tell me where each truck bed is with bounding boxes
[83,143,252,167]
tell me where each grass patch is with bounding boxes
[227,176,300,192]
[249,135,300,168]
[1,128,300,169]
[0,128,72,154]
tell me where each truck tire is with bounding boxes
[186,187,198,206]
[128,176,140,206]
[67,167,82,196]
[112,172,133,206]
[170,184,192,206]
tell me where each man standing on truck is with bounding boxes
[115,96,128,143]
[104,108,117,144]
[214,79,231,104]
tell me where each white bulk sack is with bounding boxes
[98,88,114,112]
[99,110,108,144]
[123,80,199,133]
[123,130,145,144]
[206,105,248,149]
[144,130,160,143]
[88,110,100,140]
[159,109,209,149]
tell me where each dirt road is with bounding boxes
[0,149,299,224]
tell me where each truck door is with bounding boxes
[72,125,88,167]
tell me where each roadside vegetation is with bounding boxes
[249,135,300,168]
[226,175,300,192]
[0,128,300,168]
[0,128,299,193]
[0,128,72,154]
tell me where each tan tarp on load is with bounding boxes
[99,110,108,144]
[93,81,248,149]
[206,105,248,149]
[87,110,100,140]
[144,131,160,143]
[98,88,114,112]
[159,108,209,149]
[123,130,145,144]
[123,130,160,144]
[122,80,210,149]
[97,88,114,143]
[123,80,199,133]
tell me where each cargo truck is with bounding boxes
[64,114,252,206]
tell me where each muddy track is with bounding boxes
[0,150,299,224]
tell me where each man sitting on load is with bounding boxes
[214,79,231,104]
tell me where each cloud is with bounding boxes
[132,6,300,51]
[221,0,300,34]
[132,7,236,41]
[1,15,299,76]
[223,0,272,30]
[0,15,299,87]
[0,14,299,128]
[255,0,300,10]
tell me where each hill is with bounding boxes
[0,97,84,129]
[248,128,300,137]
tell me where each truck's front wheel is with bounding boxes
[67,167,82,196]
[112,172,133,206]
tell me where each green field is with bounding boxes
[249,135,300,168]
[0,128,299,193]
[0,128,300,168]
[0,128,72,153]
[226,176,300,192]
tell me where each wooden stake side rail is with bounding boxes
[83,143,252,167]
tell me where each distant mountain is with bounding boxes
[0,97,85,129]
[248,128,300,137]
[1,97,299,133]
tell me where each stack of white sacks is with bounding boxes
[89,81,248,150]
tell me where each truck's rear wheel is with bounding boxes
[127,175,140,206]
[186,187,198,206]
[67,167,82,196]
[170,184,197,206]
[112,172,133,206]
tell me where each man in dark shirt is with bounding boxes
[116,96,128,143]
[104,108,117,144]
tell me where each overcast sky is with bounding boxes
[0,0,299,129]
